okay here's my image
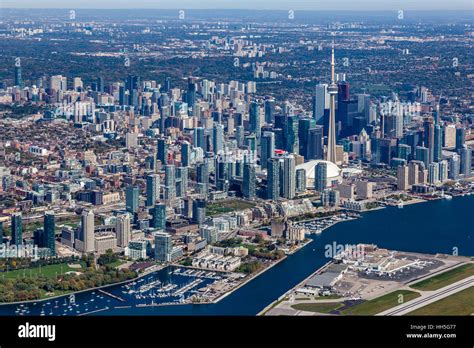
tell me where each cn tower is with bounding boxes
[327,42,338,164]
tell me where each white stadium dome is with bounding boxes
[296,160,342,188]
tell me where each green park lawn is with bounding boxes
[341,290,421,315]
[291,302,344,313]
[105,260,127,268]
[407,287,474,315]
[1,262,84,280]
[206,199,256,217]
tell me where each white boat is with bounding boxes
[397,201,404,209]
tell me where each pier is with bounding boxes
[98,289,125,302]
[78,307,109,316]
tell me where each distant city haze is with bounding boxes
[2,0,473,10]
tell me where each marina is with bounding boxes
[296,212,361,235]
[0,195,472,316]
[5,266,237,316]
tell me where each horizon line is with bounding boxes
[2,8,473,12]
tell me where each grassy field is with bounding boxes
[410,264,474,291]
[39,289,73,300]
[242,243,257,252]
[291,302,344,313]
[105,260,127,268]
[57,216,81,227]
[407,287,474,315]
[341,290,421,315]
[206,199,256,217]
[1,262,84,280]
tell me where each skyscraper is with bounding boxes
[192,199,207,225]
[434,124,443,162]
[213,123,224,154]
[50,75,67,92]
[282,155,296,199]
[460,146,472,176]
[163,76,171,92]
[264,98,275,124]
[235,125,244,147]
[423,117,435,164]
[81,210,95,253]
[11,212,23,246]
[243,162,256,199]
[150,204,166,230]
[261,131,275,170]
[164,164,176,201]
[455,127,465,150]
[196,161,209,196]
[296,168,306,193]
[119,85,126,105]
[298,118,316,158]
[267,157,280,200]
[115,214,131,248]
[216,160,230,192]
[408,161,420,186]
[449,154,461,180]
[397,165,410,190]
[313,84,329,123]
[397,144,412,161]
[194,127,206,150]
[146,174,160,207]
[157,138,168,165]
[327,44,338,164]
[415,146,430,168]
[337,81,350,129]
[154,231,171,262]
[307,126,324,160]
[125,186,139,214]
[249,101,261,138]
[96,76,104,92]
[285,115,299,154]
[181,141,191,167]
[439,160,449,182]
[187,77,197,111]
[44,211,56,255]
[315,162,328,192]
[175,166,188,198]
[428,163,440,184]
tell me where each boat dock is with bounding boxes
[98,289,125,302]
[78,307,109,316]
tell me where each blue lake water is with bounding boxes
[1,195,472,316]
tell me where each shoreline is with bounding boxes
[1,193,470,312]
[256,194,472,315]
[0,264,167,308]
[257,259,334,316]
[210,238,313,304]
[0,274,139,308]
[0,242,302,310]
[259,250,473,316]
[210,255,288,304]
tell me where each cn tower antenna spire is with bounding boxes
[331,41,335,84]
[327,41,338,164]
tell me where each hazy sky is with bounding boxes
[2,0,473,11]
